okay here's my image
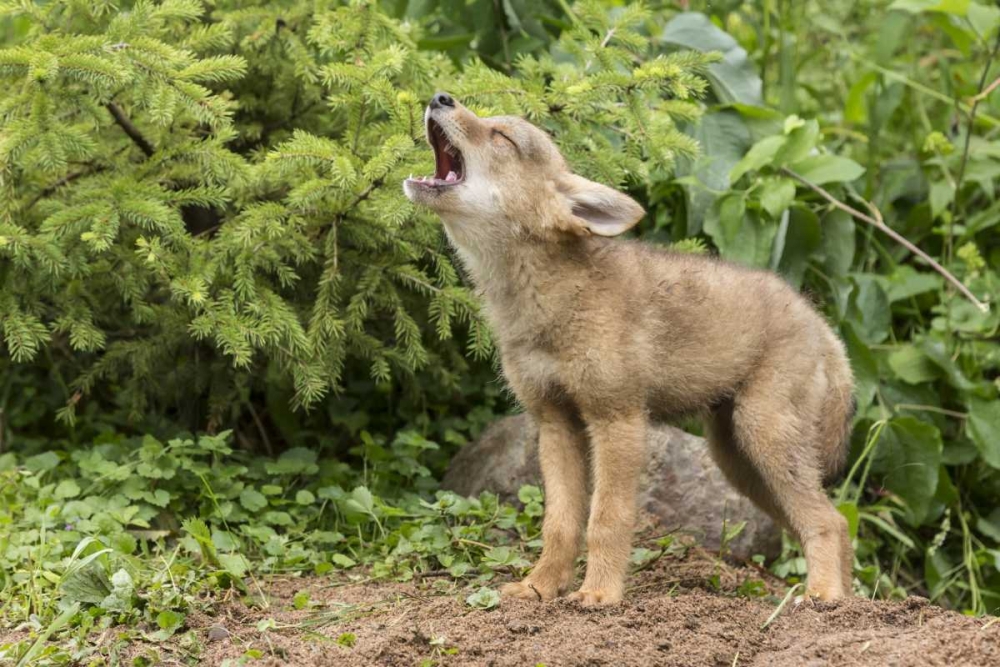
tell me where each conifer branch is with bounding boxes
[105,102,155,157]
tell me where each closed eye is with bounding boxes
[491,128,519,150]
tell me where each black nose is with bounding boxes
[430,92,455,109]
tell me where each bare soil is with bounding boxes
[8,549,998,666]
[122,549,999,667]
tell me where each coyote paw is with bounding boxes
[500,575,566,602]
[567,587,622,607]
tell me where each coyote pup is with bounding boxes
[404,93,855,606]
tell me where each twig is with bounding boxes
[782,167,989,313]
[25,165,108,210]
[412,569,457,580]
[105,102,155,157]
[970,75,1000,104]
[953,31,1000,236]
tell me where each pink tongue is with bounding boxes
[445,171,458,182]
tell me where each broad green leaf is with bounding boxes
[837,502,860,539]
[730,135,786,183]
[872,417,943,525]
[917,339,978,391]
[332,553,356,568]
[678,110,753,235]
[888,345,938,384]
[776,207,821,287]
[845,72,878,124]
[156,610,186,632]
[967,397,1000,469]
[774,120,820,166]
[843,323,878,412]
[929,180,955,219]
[61,565,112,605]
[218,553,248,577]
[848,276,891,344]
[239,488,268,512]
[55,479,81,499]
[883,266,943,302]
[889,0,969,13]
[660,13,763,105]
[968,2,1000,38]
[758,177,796,218]
[25,451,60,473]
[465,586,501,610]
[820,210,855,277]
[977,508,1000,542]
[790,155,865,185]
[264,447,318,475]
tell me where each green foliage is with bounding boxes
[3,2,1000,663]
[673,0,1000,615]
[0,430,545,663]
[0,0,713,435]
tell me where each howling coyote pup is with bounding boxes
[404,93,855,606]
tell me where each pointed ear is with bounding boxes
[556,173,645,237]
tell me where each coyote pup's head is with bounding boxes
[403,93,644,252]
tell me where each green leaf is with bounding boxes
[776,207,821,287]
[660,13,763,105]
[790,155,865,185]
[239,488,268,513]
[265,447,318,475]
[837,502,860,539]
[730,135,786,183]
[774,120,820,167]
[54,479,81,499]
[889,0,969,14]
[332,553,356,568]
[883,266,943,302]
[156,610,186,633]
[296,490,316,505]
[888,345,938,384]
[678,110,753,235]
[872,417,943,525]
[465,586,501,610]
[25,451,60,473]
[845,72,878,125]
[843,323,878,412]
[849,276,891,344]
[759,178,796,218]
[820,210,856,277]
[929,180,955,219]
[218,553,249,577]
[967,397,1000,469]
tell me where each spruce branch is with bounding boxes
[105,102,155,157]
[782,167,989,313]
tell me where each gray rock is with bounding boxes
[442,413,782,560]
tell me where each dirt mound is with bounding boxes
[156,552,998,667]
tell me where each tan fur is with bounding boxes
[404,96,856,606]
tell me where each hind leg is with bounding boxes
[706,405,790,529]
[722,386,853,600]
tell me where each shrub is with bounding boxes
[0,0,713,435]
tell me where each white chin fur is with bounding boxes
[402,179,417,202]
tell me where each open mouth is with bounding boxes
[407,117,465,188]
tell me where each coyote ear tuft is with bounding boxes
[557,174,645,237]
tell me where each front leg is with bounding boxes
[501,405,588,601]
[568,411,646,607]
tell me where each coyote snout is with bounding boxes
[405,94,855,607]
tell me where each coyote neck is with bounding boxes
[453,232,584,343]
